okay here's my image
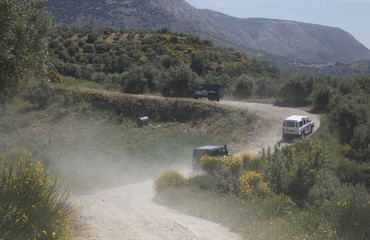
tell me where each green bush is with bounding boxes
[288,188,370,240]
[241,152,260,171]
[122,66,160,94]
[23,81,55,109]
[199,155,223,174]
[335,158,370,186]
[238,171,271,199]
[276,74,313,107]
[261,141,326,204]
[0,0,52,96]
[161,65,200,97]
[188,173,234,194]
[223,155,243,175]
[0,147,74,240]
[86,33,98,43]
[260,194,297,218]
[154,171,187,191]
[188,174,220,191]
[233,74,255,99]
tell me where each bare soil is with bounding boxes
[72,101,320,240]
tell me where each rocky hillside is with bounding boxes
[46,0,370,62]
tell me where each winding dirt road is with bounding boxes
[221,101,320,154]
[72,101,320,240]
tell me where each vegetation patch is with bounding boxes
[155,125,370,239]
[0,147,74,240]
[154,171,187,191]
[47,27,279,100]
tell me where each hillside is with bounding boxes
[202,10,370,62]
[45,0,370,63]
[47,27,279,99]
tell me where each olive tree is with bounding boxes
[161,65,200,97]
[0,0,52,96]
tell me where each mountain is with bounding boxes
[45,0,370,63]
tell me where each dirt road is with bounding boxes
[72,101,320,240]
[73,181,242,240]
[221,101,320,154]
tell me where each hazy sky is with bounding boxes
[185,0,370,49]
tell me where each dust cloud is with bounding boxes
[1,102,194,193]
[53,148,192,192]
[44,117,194,192]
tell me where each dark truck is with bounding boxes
[192,84,223,101]
[192,145,228,173]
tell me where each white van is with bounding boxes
[282,115,314,139]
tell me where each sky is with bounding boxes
[185,0,370,49]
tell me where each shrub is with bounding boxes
[261,141,326,204]
[223,155,243,175]
[122,65,159,93]
[233,74,255,99]
[188,174,223,191]
[23,81,55,109]
[238,171,271,199]
[241,152,260,171]
[0,147,74,240]
[259,194,296,218]
[0,0,52,96]
[276,74,313,107]
[94,42,109,54]
[83,44,94,53]
[86,33,98,43]
[190,56,204,75]
[48,70,62,84]
[161,65,200,97]
[310,81,336,112]
[335,159,369,186]
[200,155,223,174]
[154,171,187,191]
[289,193,370,240]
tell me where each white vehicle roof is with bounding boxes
[284,115,309,122]
[195,146,225,150]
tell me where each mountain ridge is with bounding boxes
[46,0,370,62]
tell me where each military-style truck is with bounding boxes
[192,145,228,172]
[192,84,223,101]
[282,115,314,140]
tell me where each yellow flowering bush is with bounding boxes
[223,155,243,174]
[238,171,271,199]
[200,155,223,173]
[241,152,260,171]
[0,147,75,240]
[161,34,171,42]
[154,170,187,191]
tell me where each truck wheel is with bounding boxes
[300,132,305,139]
